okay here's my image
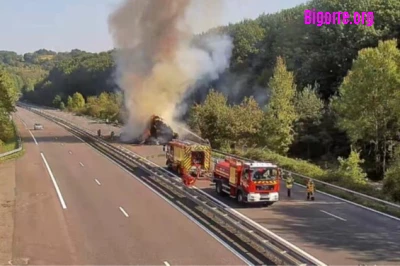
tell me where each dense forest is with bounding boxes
[1,0,400,202]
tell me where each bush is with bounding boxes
[383,163,400,202]
[0,118,14,142]
[337,149,367,185]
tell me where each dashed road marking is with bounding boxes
[164,262,171,266]
[95,179,101,185]
[320,210,347,221]
[79,162,84,167]
[119,207,129,217]
[68,151,72,154]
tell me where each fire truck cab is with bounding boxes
[213,157,281,205]
[163,140,212,186]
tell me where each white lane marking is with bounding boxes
[79,162,84,167]
[68,151,72,154]
[22,121,27,127]
[164,262,171,266]
[95,179,101,185]
[293,182,400,222]
[83,145,252,265]
[61,143,64,146]
[193,188,327,266]
[119,207,129,217]
[320,210,347,221]
[29,130,38,145]
[40,153,67,209]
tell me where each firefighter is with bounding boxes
[97,129,101,138]
[285,172,294,197]
[306,178,315,201]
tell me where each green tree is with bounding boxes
[0,68,18,113]
[188,90,234,149]
[261,56,298,154]
[230,20,265,69]
[383,148,400,202]
[66,96,74,110]
[52,95,62,108]
[337,148,367,185]
[293,83,325,158]
[70,92,85,111]
[332,40,400,178]
[59,101,65,110]
[295,84,324,122]
[232,96,263,146]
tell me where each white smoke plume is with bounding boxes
[108,0,233,140]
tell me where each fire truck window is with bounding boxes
[253,170,264,181]
[242,169,249,180]
[252,169,276,181]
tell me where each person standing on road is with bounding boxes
[97,129,101,138]
[285,173,294,197]
[306,178,315,201]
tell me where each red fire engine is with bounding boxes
[163,140,212,186]
[213,157,281,205]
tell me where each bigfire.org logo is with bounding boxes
[304,9,374,27]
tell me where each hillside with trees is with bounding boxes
[0,66,20,154]
[1,0,400,202]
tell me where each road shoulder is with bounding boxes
[0,160,16,264]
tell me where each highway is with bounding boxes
[11,107,249,265]
[23,106,400,265]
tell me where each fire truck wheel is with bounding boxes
[237,191,244,204]
[215,182,224,196]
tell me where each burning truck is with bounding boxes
[121,115,179,145]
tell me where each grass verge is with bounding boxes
[0,121,24,163]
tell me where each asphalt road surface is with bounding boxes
[25,105,400,265]
[11,107,248,265]
[124,144,400,265]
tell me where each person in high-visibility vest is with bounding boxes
[306,178,315,201]
[285,173,294,197]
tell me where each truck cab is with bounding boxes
[214,158,281,206]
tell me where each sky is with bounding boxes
[0,0,306,54]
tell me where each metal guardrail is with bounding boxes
[0,120,22,159]
[24,105,326,266]
[0,143,22,158]
[212,150,400,215]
